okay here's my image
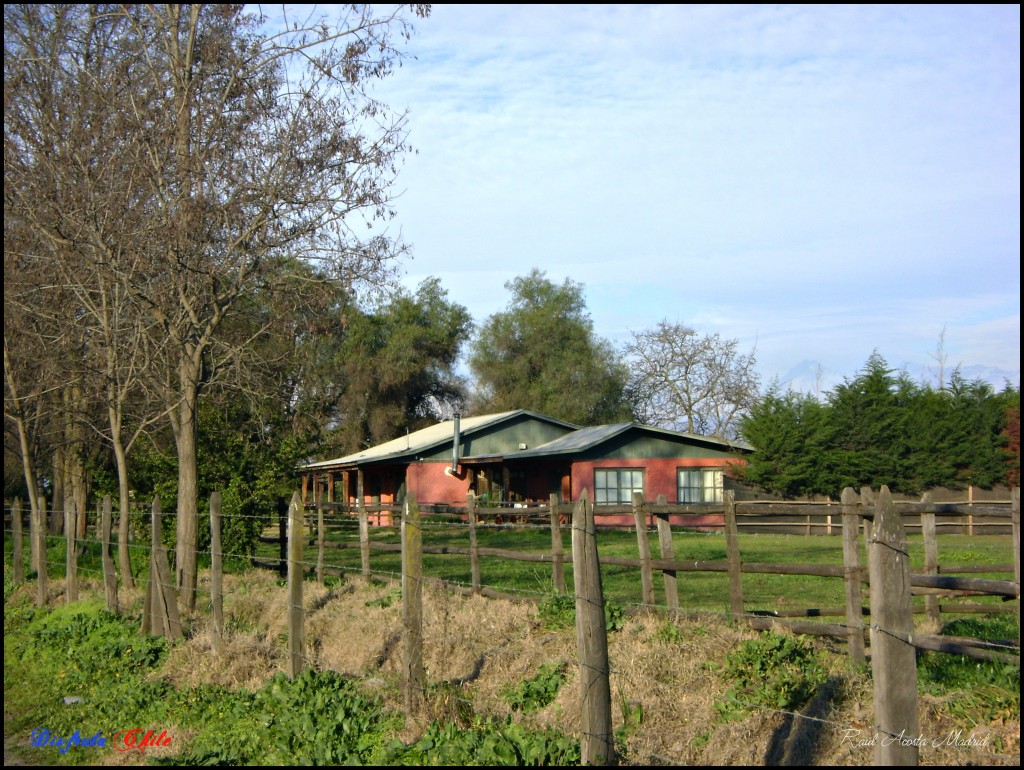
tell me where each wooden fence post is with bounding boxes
[65,499,78,603]
[868,486,919,766]
[724,489,743,617]
[287,491,305,679]
[402,492,424,716]
[1012,486,1019,652]
[12,498,24,585]
[840,487,865,666]
[571,489,612,765]
[633,491,655,608]
[468,493,481,594]
[920,492,940,628]
[278,497,288,578]
[358,495,370,581]
[210,491,224,652]
[550,493,565,594]
[145,496,181,639]
[101,495,118,612]
[35,495,48,606]
[316,499,325,587]
[655,494,679,612]
[860,487,875,542]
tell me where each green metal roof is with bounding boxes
[508,423,754,459]
[301,410,579,470]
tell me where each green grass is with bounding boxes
[7,521,1014,619]
[250,521,1015,618]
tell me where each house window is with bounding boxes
[678,468,724,503]
[594,468,644,505]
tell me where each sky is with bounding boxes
[346,5,1019,394]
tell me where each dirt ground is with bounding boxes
[7,569,1020,766]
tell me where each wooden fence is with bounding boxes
[4,484,1020,767]
[281,486,1019,764]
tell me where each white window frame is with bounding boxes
[677,467,724,503]
[594,468,645,505]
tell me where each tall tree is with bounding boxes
[736,384,828,497]
[624,320,761,439]
[335,277,472,450]
[467,270,634,425]
[5,3,430,607]
[739,352,1018,498]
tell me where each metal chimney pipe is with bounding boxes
[451,412,461,473]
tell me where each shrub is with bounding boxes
[714,631,828,721]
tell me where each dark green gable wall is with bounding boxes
[576,433,738,461]
[417,415,576,462]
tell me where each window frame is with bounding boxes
[677,467,724,503]
[594,467,645,505]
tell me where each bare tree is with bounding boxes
[5,4,430,607]
[624,320,761,439]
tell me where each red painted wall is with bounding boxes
[406,462,471,506]
[570,457,742,503]
[571,457,746,529]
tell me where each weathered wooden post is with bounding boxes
[655,494,678,611]
[571,489,612,765]
[860,486,875,542]
[144,496,181,639]
[287,491,305,678]
[402,492,425,716]
[101,495,118,612]
[35,495,48,606]
[724,489,743,617]
[1012,486,1020,651]
[12,498,24,585]
[549,492,565,594]
[358,494,371,581]
[840,487,865,666]
[868,486,919,766]
[632,491,655,608]
[65,499,78,603]
[467,493,481,594]
[920,492,940,628]
[316,498,326,587]
[210,491,224,652]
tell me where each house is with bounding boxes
[300,410,752,526]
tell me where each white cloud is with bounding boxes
[361,4,1019,387]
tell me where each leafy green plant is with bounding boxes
[655,621,683,643]
[614,688,644,756]
[501,662,567,713]
[384,716,581,766]
[177,669,400,766]
[537,592,627,633]
[538,592,576,630]
[714,631,828,721]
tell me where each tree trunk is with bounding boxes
[174,379,200,612]
[111,428,136,590]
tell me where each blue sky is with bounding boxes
[341,5,1020,393]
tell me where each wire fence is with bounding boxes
[4,484,1020,766]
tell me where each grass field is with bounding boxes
[251,517,1016,620]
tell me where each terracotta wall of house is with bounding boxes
[569,456,746,503]
[406,462,471,506]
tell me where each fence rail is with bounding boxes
[3,483,1020,767]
